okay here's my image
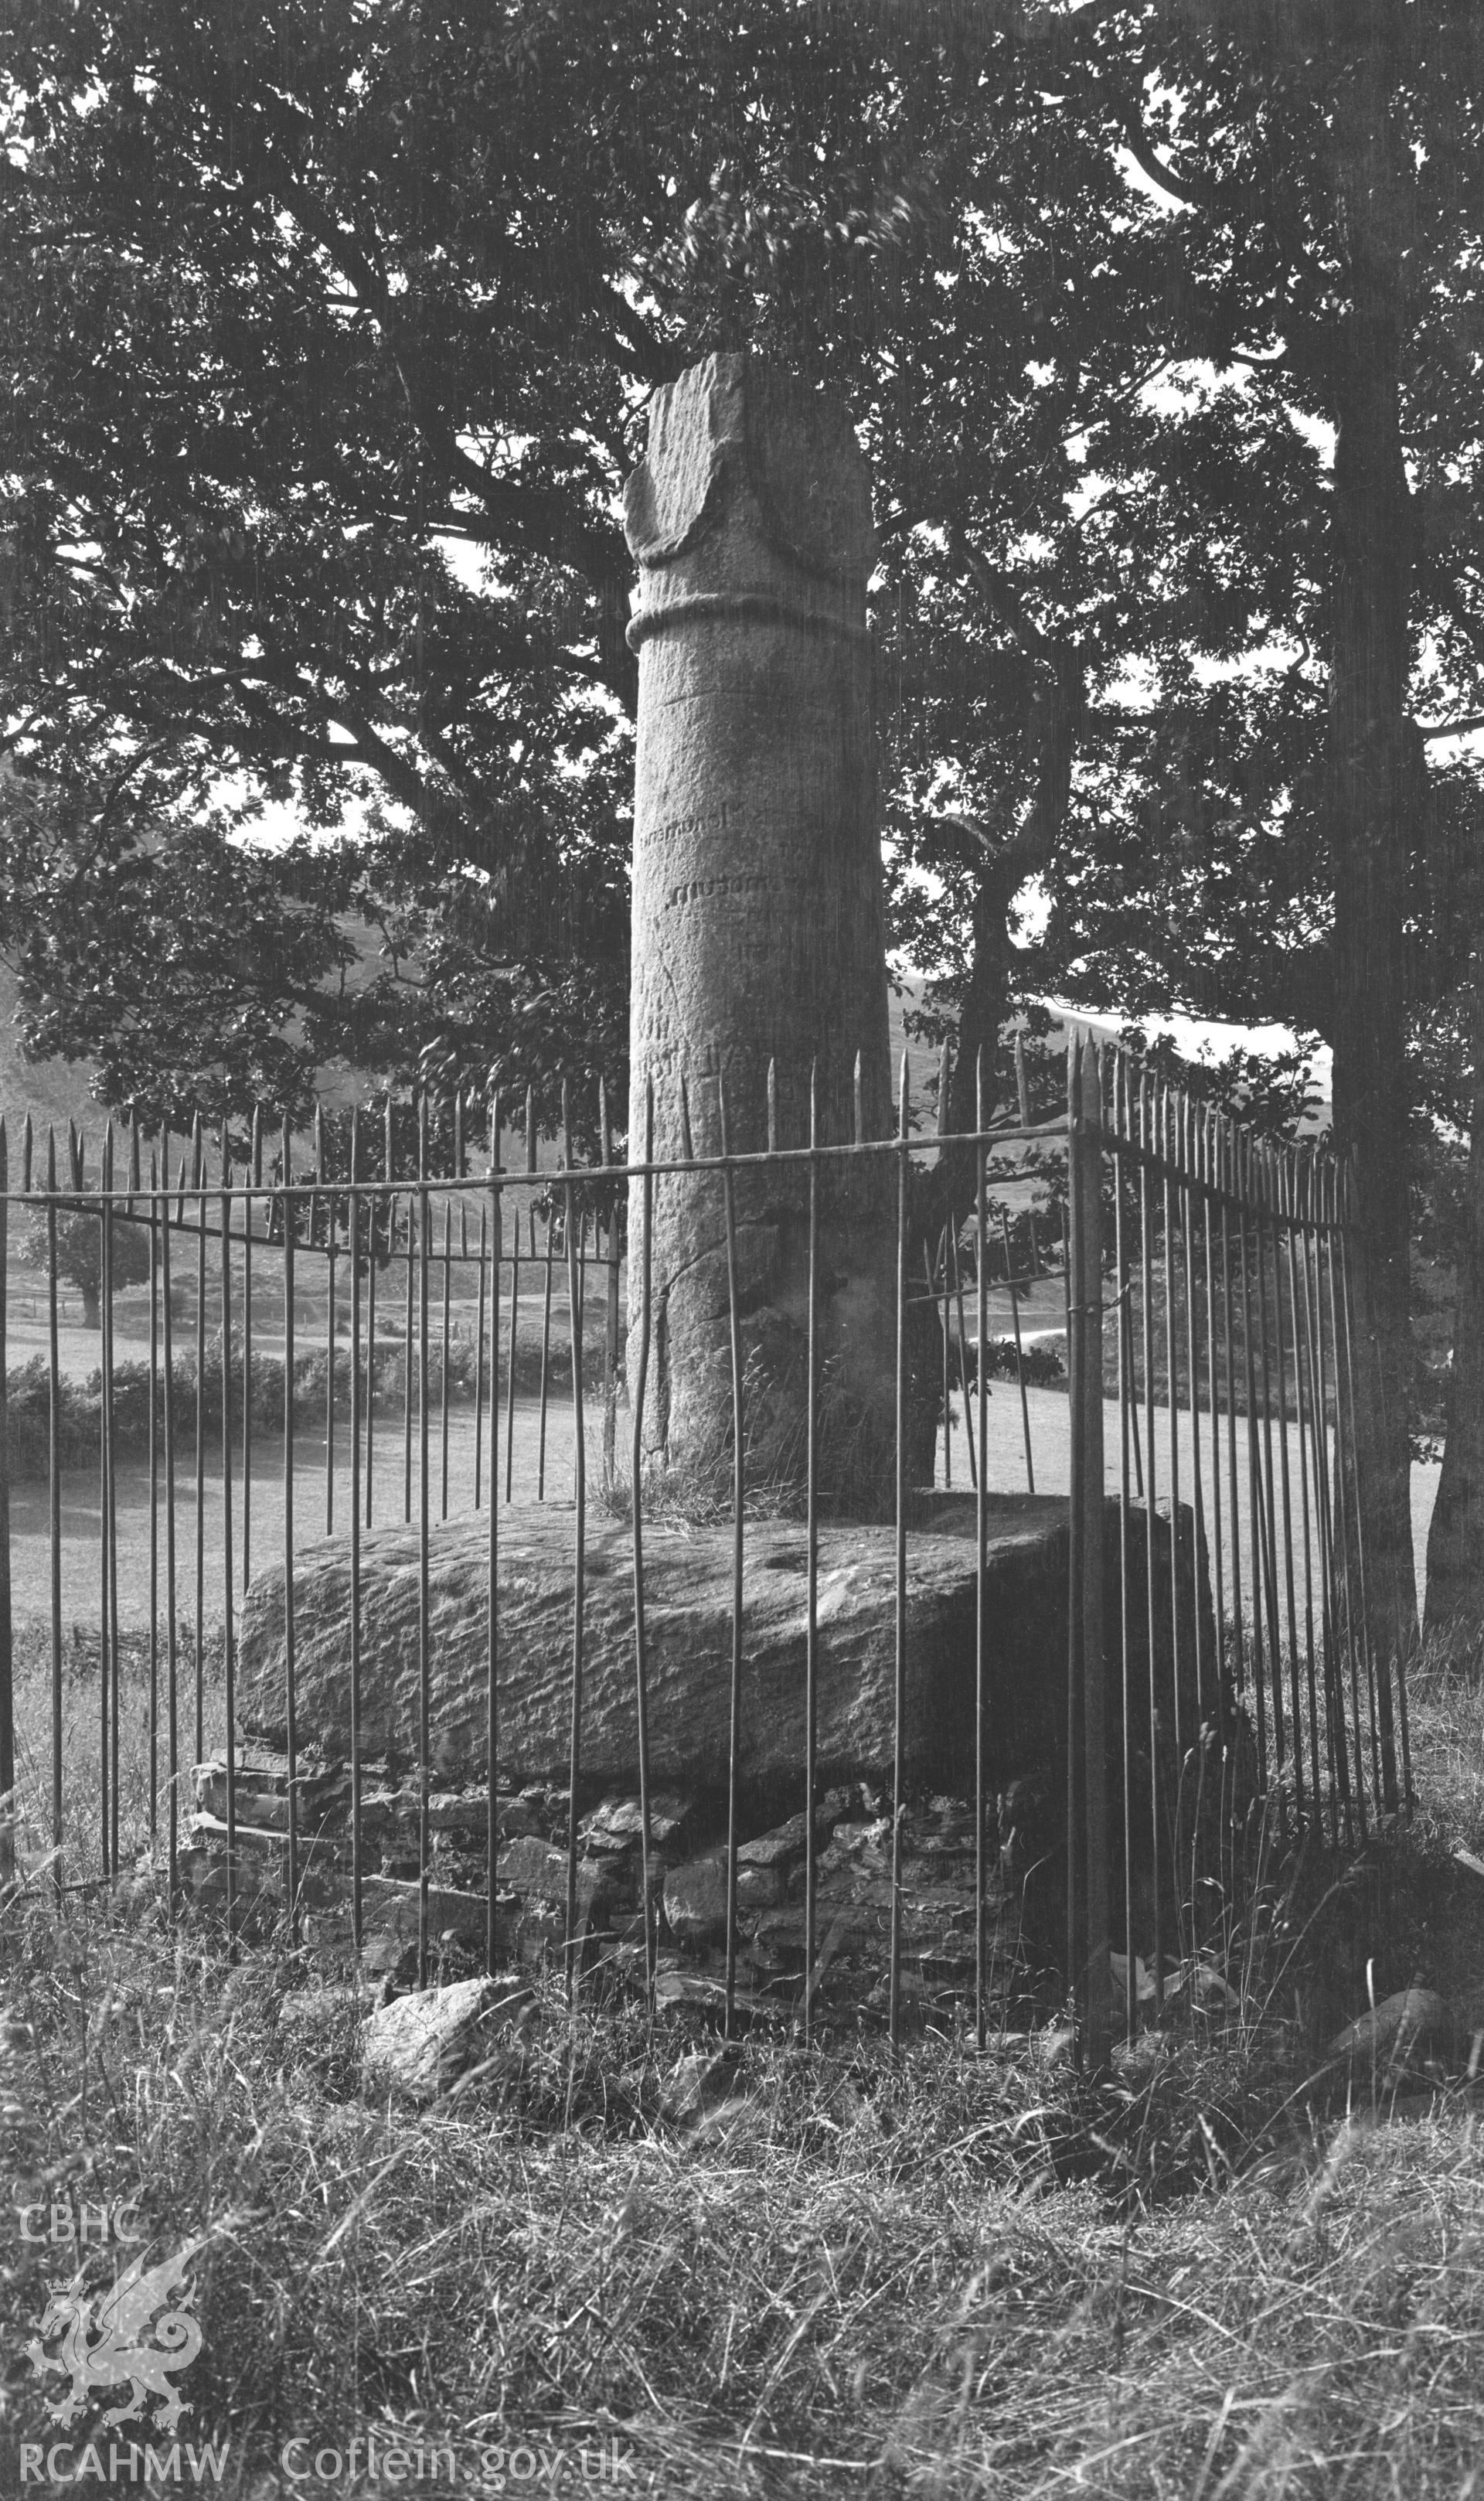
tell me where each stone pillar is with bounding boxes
[624,353,925,1515]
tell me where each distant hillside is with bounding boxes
[0,958,107,1145]
[0,937,1329,1166]
[887,974,1332,1133]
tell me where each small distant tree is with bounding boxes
[18,1196,151,1330]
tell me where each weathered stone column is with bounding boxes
[624,353,925,1515]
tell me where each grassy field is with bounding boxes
[1,1394,603,1633]
[5,1633,1484,2492]
[2,1373,1445,1645]
[0,1192,1470,2492]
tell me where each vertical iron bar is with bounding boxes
[562,1083,586,2005]
[1237,1150,1270,1789]
[283,1119,300,1937]
[1180,1099,1206,1729]
[321,1108,335,1538]
[1285,1158,1322,1814]
[1077,1041,1111,2073]
[1159,1084,1185,1954]
[162,1148,179,1903]
[938,1228,951,1490]
[923,1242,943,1486]
[1123,1289,1144,1501]
[1335,1172,1397,1812]
[1269,1150,1305,1817]
[349,1109,363,1954]
[439,1198,451,1521]
[1066,1038,1086,2052]
[1252,1139,1285,1794]
[1298,1154,1343,1842]
[486,1099,502,1975]
[363,1152,377,1536]
[936,1046,951,1491]
[949,1222,977,1491]
[403,1144,415,1528]
[417,1097,431,1987]
[1114,1060,1135,2043]
[47,1132,62,1895]
[1001,1211,1035,1494]
[243,1110,258,1589]
[603,1080,621,1495]
[220,1131,237,1951]
[1115,1078,1130,1437]
[107,1137,120,1876]
[537,1194,555,1501]
[193,1116,206,1769]
[1179,1099,1206,1939]
[438,1195,451,1522]
[631,1078,656,2015]
[377,1103,394,1530]
[505,1091,531,1504]
[1201,1110,1232,1932]
[99,1125,114,1876]
[147,1149,158,1849]
[1201,1111,1225,1687]
[1220,1117,1244,1700]
[130,1118,141,1211]
[0,1123,10,1888]
[890,1053,910,2053]
[1161,1085,1183,1770]
[975,1052,989,2046]
[1319,1161,1358,1833]
[1139,1076,1162,2012]
[475,1197,488,1510]
[719,1065,744,2037]
[805,1063,820,2050]
[1319,1170,1359,1840]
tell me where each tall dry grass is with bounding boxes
[2,1637,1484,2494]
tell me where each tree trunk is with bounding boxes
[80,1283,100,1331]
[945,854,1022,1140]
[1325,52,1420,1681]
[928,633,1084,1256]
[1424,973,1484,1644]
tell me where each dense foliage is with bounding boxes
[6,0,1484,1630]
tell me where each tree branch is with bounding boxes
[1116,106,1209,214]
[952,533,1057,665]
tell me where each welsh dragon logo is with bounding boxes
[26,2234,207,2432]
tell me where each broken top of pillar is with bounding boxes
[623,351,876,653]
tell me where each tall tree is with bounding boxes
[841,0,1484,1665]
[0,0,965,1127]
[0,0,685,1119]
[9,0,1484,1651]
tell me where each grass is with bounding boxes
[5,1646,1484,2492]
[6,1622,230,1893]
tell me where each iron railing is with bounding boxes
[1063,1037,1408,2068]
[0,1036,1401,2070]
